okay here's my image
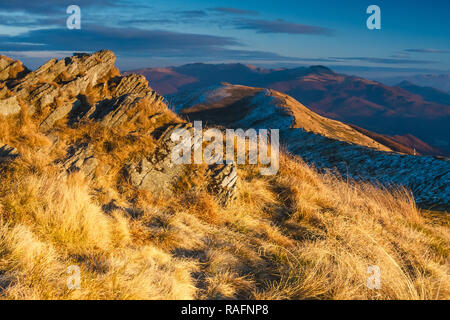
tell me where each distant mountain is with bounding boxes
[170,83,450,209]
[380,74,450,93]
[129,64,450,156]
[396,81,450,105]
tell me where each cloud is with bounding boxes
[178,10,208,18]
[0,25,240,53]
[209,7,258,15]
[3,50,75,59]
[330,57,434,65]
[0,24,315,65]
[235,19,333,35]
[405,49,450,54]
[0,0,121,14]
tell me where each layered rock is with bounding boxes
[207,163,238,205]
[0,56,29,82]
[7,50,117,115]
[125,123,238,204]
[62,143,100,178]
[0,50,241,205]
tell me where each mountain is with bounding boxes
[130,64,450,156]
[347,125,443,156]
[171,82,450,209]
[0,51,449,300]
[380,74,450,93]
[396,81,450,105]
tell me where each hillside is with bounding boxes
[130,64,450,156]
[171,83,450,209]
[396,81,450,106]
[0,51,449,300]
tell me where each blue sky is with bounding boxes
[0,0,449,77]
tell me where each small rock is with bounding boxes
[0,96,21,116]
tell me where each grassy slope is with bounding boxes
[0,89,448,300]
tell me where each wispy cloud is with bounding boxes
[330,57,434,65]
[209,7,258,15]
[405,49,450,54]
[178,10,208,18]
[0,0,121,14]
[0,25,312,64]
[235,19,333,36]
[0,25,240,53]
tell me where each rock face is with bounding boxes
[63,143,100,179]
[0,50,239,205]
[6,50,117,115]
[0,56,29,82]
[207,163,238,205]
[125,124,193,194]
[125,123,238,204]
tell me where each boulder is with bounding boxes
[125,123,238,205]
[63,143,99,178]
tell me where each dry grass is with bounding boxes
[0,94,448,300]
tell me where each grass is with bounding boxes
[0,72,448,300]
[0,131,447,299]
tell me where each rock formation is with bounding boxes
[0,50,238,205]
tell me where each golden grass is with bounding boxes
[0,95,448,300]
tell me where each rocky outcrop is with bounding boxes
[40,99,80,131]
[7,50,117,115]
[85,91,164,128]
[207,163,238,205]
[0,56,29,82]
[125,123,238,204]
[125,123,196,194]
[62,143,99,178]
[61,143,112,179]
[0,50,239,206]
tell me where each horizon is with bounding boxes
[0,0,449,80]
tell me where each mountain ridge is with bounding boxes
[129,63,450,156]
[170,82,450,209]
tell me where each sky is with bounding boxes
[0,0,449,78]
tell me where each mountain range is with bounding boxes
[128,64,450,157]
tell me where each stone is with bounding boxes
[112,74,151,98]
[207,162,238,205]
[40,99,80,131]
[125,123,238,205]
[63,143,99,178]
[11,50,117,112]
[0,56,29,81]
[0,96,21,116]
